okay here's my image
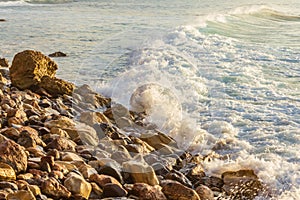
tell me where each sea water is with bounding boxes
[0,0,300,199]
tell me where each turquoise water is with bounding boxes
[1,0,300,199]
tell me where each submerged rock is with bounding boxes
[222,169,267,199]
[0,58,9,68]
[48,51,67,57]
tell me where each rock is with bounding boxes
[60,152,84,162]
[48,51,67,57]
[222,169,266,199]
[161,180,200,200]
[98,164,124,184]
[196,176,224,192]
[17,173,34,180]
[140,131,177,150]
[41,177,71,199]
[89,174,121,188]
[0,162,16,181]
[78,165,97,179]
[0,58,9,68]
[0,19,5,22]
[28,184,41,196]
[17,126,45,148]
[39,76,74,96]
[0,181,18,191]
[0,139,27,173]
[10,50,58,90]
[0,128,20,141]
[6,190,36,200]
[45,136,76,152]
[179,163,206,184]
[80,111,110,127]
[122,157,159,186]
[90,182,103,199]
[131,183,167,200]
[195,184,214,200]
[64,172,92,199]
[74,84,110,108]
[102,183,127,198]
[165,169,193,188]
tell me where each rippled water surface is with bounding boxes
[1,0,300,199]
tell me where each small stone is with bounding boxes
[131,183,167,200]
[0,182,18,191]
[89,174,121,188]
[102,183,127,198]
[64,172,92,199]
[28,184,41,196]
[165,169,193,188]
[195,184,214,200]
[89,182,103,199]
[61,152,84,162]
[6,190,36,200]
[161,180,200,200]
[45,136,76,152]
[0,139,27,173]
[122,157,159,186]
[41,177,71,199]
[98,164,124,184]
[80,111,110,127]
[78,165,97,179]
[17,173,34,180]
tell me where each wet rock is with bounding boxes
[48,51,67,57]
[98,164,124,184]
[102,183,127,198]
[6,190,36,200]
[0,139,27,173]
[74,84,110,108]
[0,58,9,68]
[0,19,5,22]
[122,156,159,186]
[64,172,92,199]
[131,183,167,200]
[89,174,121,188]
[179,163,206,184]
[165,169,193,188]
[0,162,16,181]
[195,184,214,200]
[161,180,200,200]
[140,131,177,150]
[222,169,266,199]
[195,176,224,192]
[10,50,58,90]
[41,177,71,199]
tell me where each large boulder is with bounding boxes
[10,50,58,90]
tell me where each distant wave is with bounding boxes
[0,0,74,6]
[230,5,300,22]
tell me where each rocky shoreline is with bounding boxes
[0,50,269,200]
